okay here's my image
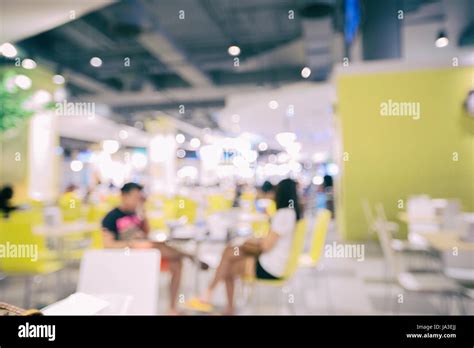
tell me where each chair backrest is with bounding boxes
[77,249,161,315]
[283,219,308,278]
[407,195,439,233]
[309,209,331,264]
[0,211,49,273]
[361,199,375,235]
[207,194,232,214]
[374,203,398,276]
[59,192,82,222]
[175,196,197,224]
[441,199,462,230]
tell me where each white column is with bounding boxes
[148,133,176,195]
[28,111,58,201]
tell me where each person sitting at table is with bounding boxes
[188,178,302,314]
[101,182,193,315]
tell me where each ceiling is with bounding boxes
[2,0,473,140]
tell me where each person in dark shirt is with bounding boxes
[101,182,189,314]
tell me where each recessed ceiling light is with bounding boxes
[275,132,296,147]
[53,74,65,85]
[119,130,129,140]
[435,30,449,48]
[70,160,84,172]
[176,149,186,158]
[21,59,37,70]
[268,100,279,110]
[301,66,311,78]
[231,114,240,123]
[0,42,17,58]
[190,138,201,148]
[228,45,241,56]
[90,57,103,67]
[176,133,186,144]
[258,142,268,151]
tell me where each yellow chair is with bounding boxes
[206,194,232,214]
[253,219,308,285]
[175,196,197,224]
[59,192,82,222]
[0,211,63,307]
[105,194,121,207]
[242,219,308,313]
[266,200,277,217]
[299,209,331,267]
[90,228,104,249]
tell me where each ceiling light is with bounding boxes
[90,57,103,67]
[102,140,120,154]
[21,59,37,70]
[190,138,201,149]
[119,130,129,140]
[312,176,324,185]
[70,160,84,172]
[176,133,185,144]
[435,30,449,48]
[301,67,311,78]
[0,42,17,58]
[275,132,296,147]
[53,74,65,85]
[268,100,279,110]
[14,75,32,90]
[228,45,241,56]
[231,114,240,123]
[258,142,268,151]
[176,149,186,158]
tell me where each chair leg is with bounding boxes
[23,276,33,309]
[457,293,466,315]
[55,270,63,300]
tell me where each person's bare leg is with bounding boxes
[201,245,244,302]
[153,242,188,260]
[167,258,183,314]
[223,257,249,314]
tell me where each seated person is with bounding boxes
[189,178,302,314]
[102,182,195,315]
[256,180,276,216]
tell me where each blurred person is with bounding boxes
[232,183,244,208]
[323,174,334,215]
[188,178,302,314]
[0,185,18,218]
[102,182,202,315]
[64,184,78,193]
[256,181,274,200]
[256,180,276,216]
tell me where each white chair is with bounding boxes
[374,203,465,314]
[77,249,161,315]
[362,199,399,238]
[407,195,440,236]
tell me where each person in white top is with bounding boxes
[189,178,302,314]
